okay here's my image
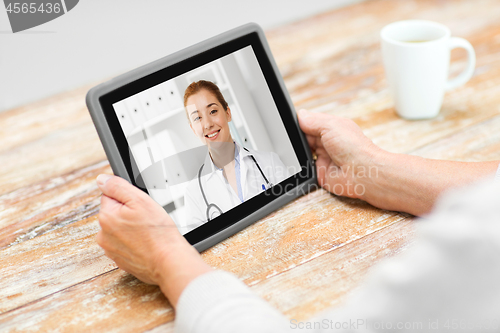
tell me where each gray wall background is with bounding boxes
[0,0,361,113]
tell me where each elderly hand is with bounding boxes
[297,109,500,216]
[96,174,212,307]
[297,109,384,200]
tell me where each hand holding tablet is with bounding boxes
[86,23,316,252]
[95,173,213,307]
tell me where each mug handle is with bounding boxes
[445,37,476,91]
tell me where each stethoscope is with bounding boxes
[198,147,272,221]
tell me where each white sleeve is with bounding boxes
[175,180,500,333]
[306,180,500,331]
[174,270,290,333]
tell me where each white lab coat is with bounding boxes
[182,142,290,233]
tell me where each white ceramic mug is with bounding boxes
[381,20,475,119]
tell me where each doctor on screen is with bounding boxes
[183,80,289,232]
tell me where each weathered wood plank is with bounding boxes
[0,161,110,248]
[0,183,409,313]
[138,219,416,333]
[0,215,414,333]
[0,216,115,313]
[0,84,94,154]
[409,114,500,162]
[255,219,415,321]
[201,191,409,287]
[0,120,107,196]
[0,269,173,333]
[359,59,500,154]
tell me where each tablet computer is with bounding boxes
[86,23,317,252]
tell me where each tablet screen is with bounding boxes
[110,45,301,235]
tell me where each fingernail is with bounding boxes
[97,174,112,187]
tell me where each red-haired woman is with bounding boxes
[182,80,289,231]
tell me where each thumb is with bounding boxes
[96,174,138,205]
[297,109,333,137]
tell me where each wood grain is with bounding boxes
[0,184,408,313]
[0,113,106,196]
[0,161,110,248]
[410,114,500,162]
[0,269,173,333]
[0,208,412,333]
[201,191,410,287]
[1,0,500,331]
[256,219,416,321]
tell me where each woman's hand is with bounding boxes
[96,174,212,307]
[297,109,499,216]
[297,109,384,200]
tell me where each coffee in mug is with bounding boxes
[380,20,475,119]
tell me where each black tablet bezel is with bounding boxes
[96,28,314,246]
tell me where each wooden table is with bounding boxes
[2,0,500,331]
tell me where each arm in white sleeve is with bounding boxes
[174,270,290,333]
[176,180,500,333]
[307,180,500,331]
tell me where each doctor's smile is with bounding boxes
[205,130,220,139]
